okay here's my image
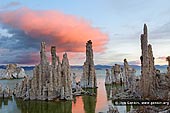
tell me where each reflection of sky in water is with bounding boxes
[0,98,20,113]
[0,67,167,113]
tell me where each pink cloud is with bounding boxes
[0,8,108,52]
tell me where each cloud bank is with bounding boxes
[0,8,108,65]
[0,8,108,52]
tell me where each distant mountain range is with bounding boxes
[0,64,168,71]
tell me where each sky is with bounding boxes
[0,0,170,66]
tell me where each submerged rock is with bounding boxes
[80,40,97,88]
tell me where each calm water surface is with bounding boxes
[0,69,142,113]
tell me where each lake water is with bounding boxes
[0,67,167,113]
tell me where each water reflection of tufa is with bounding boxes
[0,98,13,108]
[15,98,72,113]
[82,88,97,113]
[105,84,124,100]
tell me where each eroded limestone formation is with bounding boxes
[140,24,156,98]
[61,53,72,100]
[14,42,72,101]
[106,24,170,112]
[166,56,170,74]
[123,59,136,90]
[137,24,170,101]
[0,84,3,97]
[71,73,77,89]
[0,64,27,79]
[105,59,135,86]
[0,84,12,98]
[80,40,97,88]
[111,64,122,83]
[105,69,112,85]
